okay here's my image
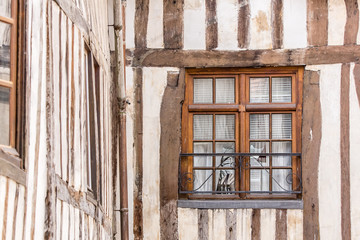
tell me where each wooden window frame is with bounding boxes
[84,46,102,203]
[181,67,303,200]
[0,0,26,169]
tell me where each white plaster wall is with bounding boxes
[210,210,226,240]
[142,67,177,240]
[178,208,198,240]
[217,0,238,50]
[260,209,276,240]
[184,0,206,50]
[24,0,48,238]
[249,0,272,49]
[306,64,342,240]
[126,66,135,240]
[287,210,303,240]
[328,0,346,46]
[126,0,135,49]
[350,63,360,240]
[236,209,252,240]
[147,0,164,48]
[283,0,307,49]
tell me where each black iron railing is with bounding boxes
[178,153,302,195]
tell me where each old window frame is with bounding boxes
[0,0,25,169]
[84,47,102,202]
[180,67,303,200]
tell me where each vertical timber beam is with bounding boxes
[307,0,328,46]
[159,70,185,240]
[133,68,143,240]
[271,0,283,49]
[205,0,218,50]
[135,0,149,49]
[45,0,56,238]
[302,70,321,240]
[163,0,184,49]
[340,63,351,240]
[344,0,359,45]
[238,0,250,48]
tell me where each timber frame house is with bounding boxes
[1,0,360,240]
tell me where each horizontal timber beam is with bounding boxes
[128,45,360,68]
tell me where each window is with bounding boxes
[180,67,303,199]
[0,0,24,167]
[84,48,102,202]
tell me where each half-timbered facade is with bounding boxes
[0,0,127,239]
[1,0,360,240]
[125,0,360,240]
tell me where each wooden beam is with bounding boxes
[302,70,321,240]
[271,0,283,49]
[238,0,250,48]
[53,0,89,35]
[206,0,218,50]
[128,45,360,68]
[307,0,328,46]
[344,0,359,45]
[0,158,26,186]
[135,0,149,48]
[163,0,184,49]
[340,63,351,240]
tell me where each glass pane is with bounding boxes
[0,0,12,18]
[0,22,11,81]
[193,115,213,140]
[272,114,292,139]
[215,115,235,140]
[272,77,292,103]
[215,142,235,167]
[0,86,10,145]
[250,142,269,167]
[194,142,213,167]
[250,114,269,139]
[215,78,235,103]
[215,170,235,192]
[272,141,292,167]
[250,169,269,191]
[250,77,269,103]
[194,78,213,103]
[272,169,292,191]
[193,170,213,192]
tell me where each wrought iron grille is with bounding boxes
[178,153,302,195]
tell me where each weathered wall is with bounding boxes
[0,0,117,239]
[125,0,360,239]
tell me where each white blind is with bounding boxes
[194,78,213,103]
[250,77,269,103]
[250,170,269,191]
[272,169,292,191]
[0,86,10,145]
[194,170,212,192]
[193,115,213,140]
[250,114,269,139]
[193,142,213,167]
[215,115,235,140]
[0,21,11,81]
[272,114,292,139]
[215,142,235,167]
[272,77,292,102]
[272,141,291,166]
[215,78,235,103]
[250,142,269,167]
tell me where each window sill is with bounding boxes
[0,148,26,186]
[177,199,303,209]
